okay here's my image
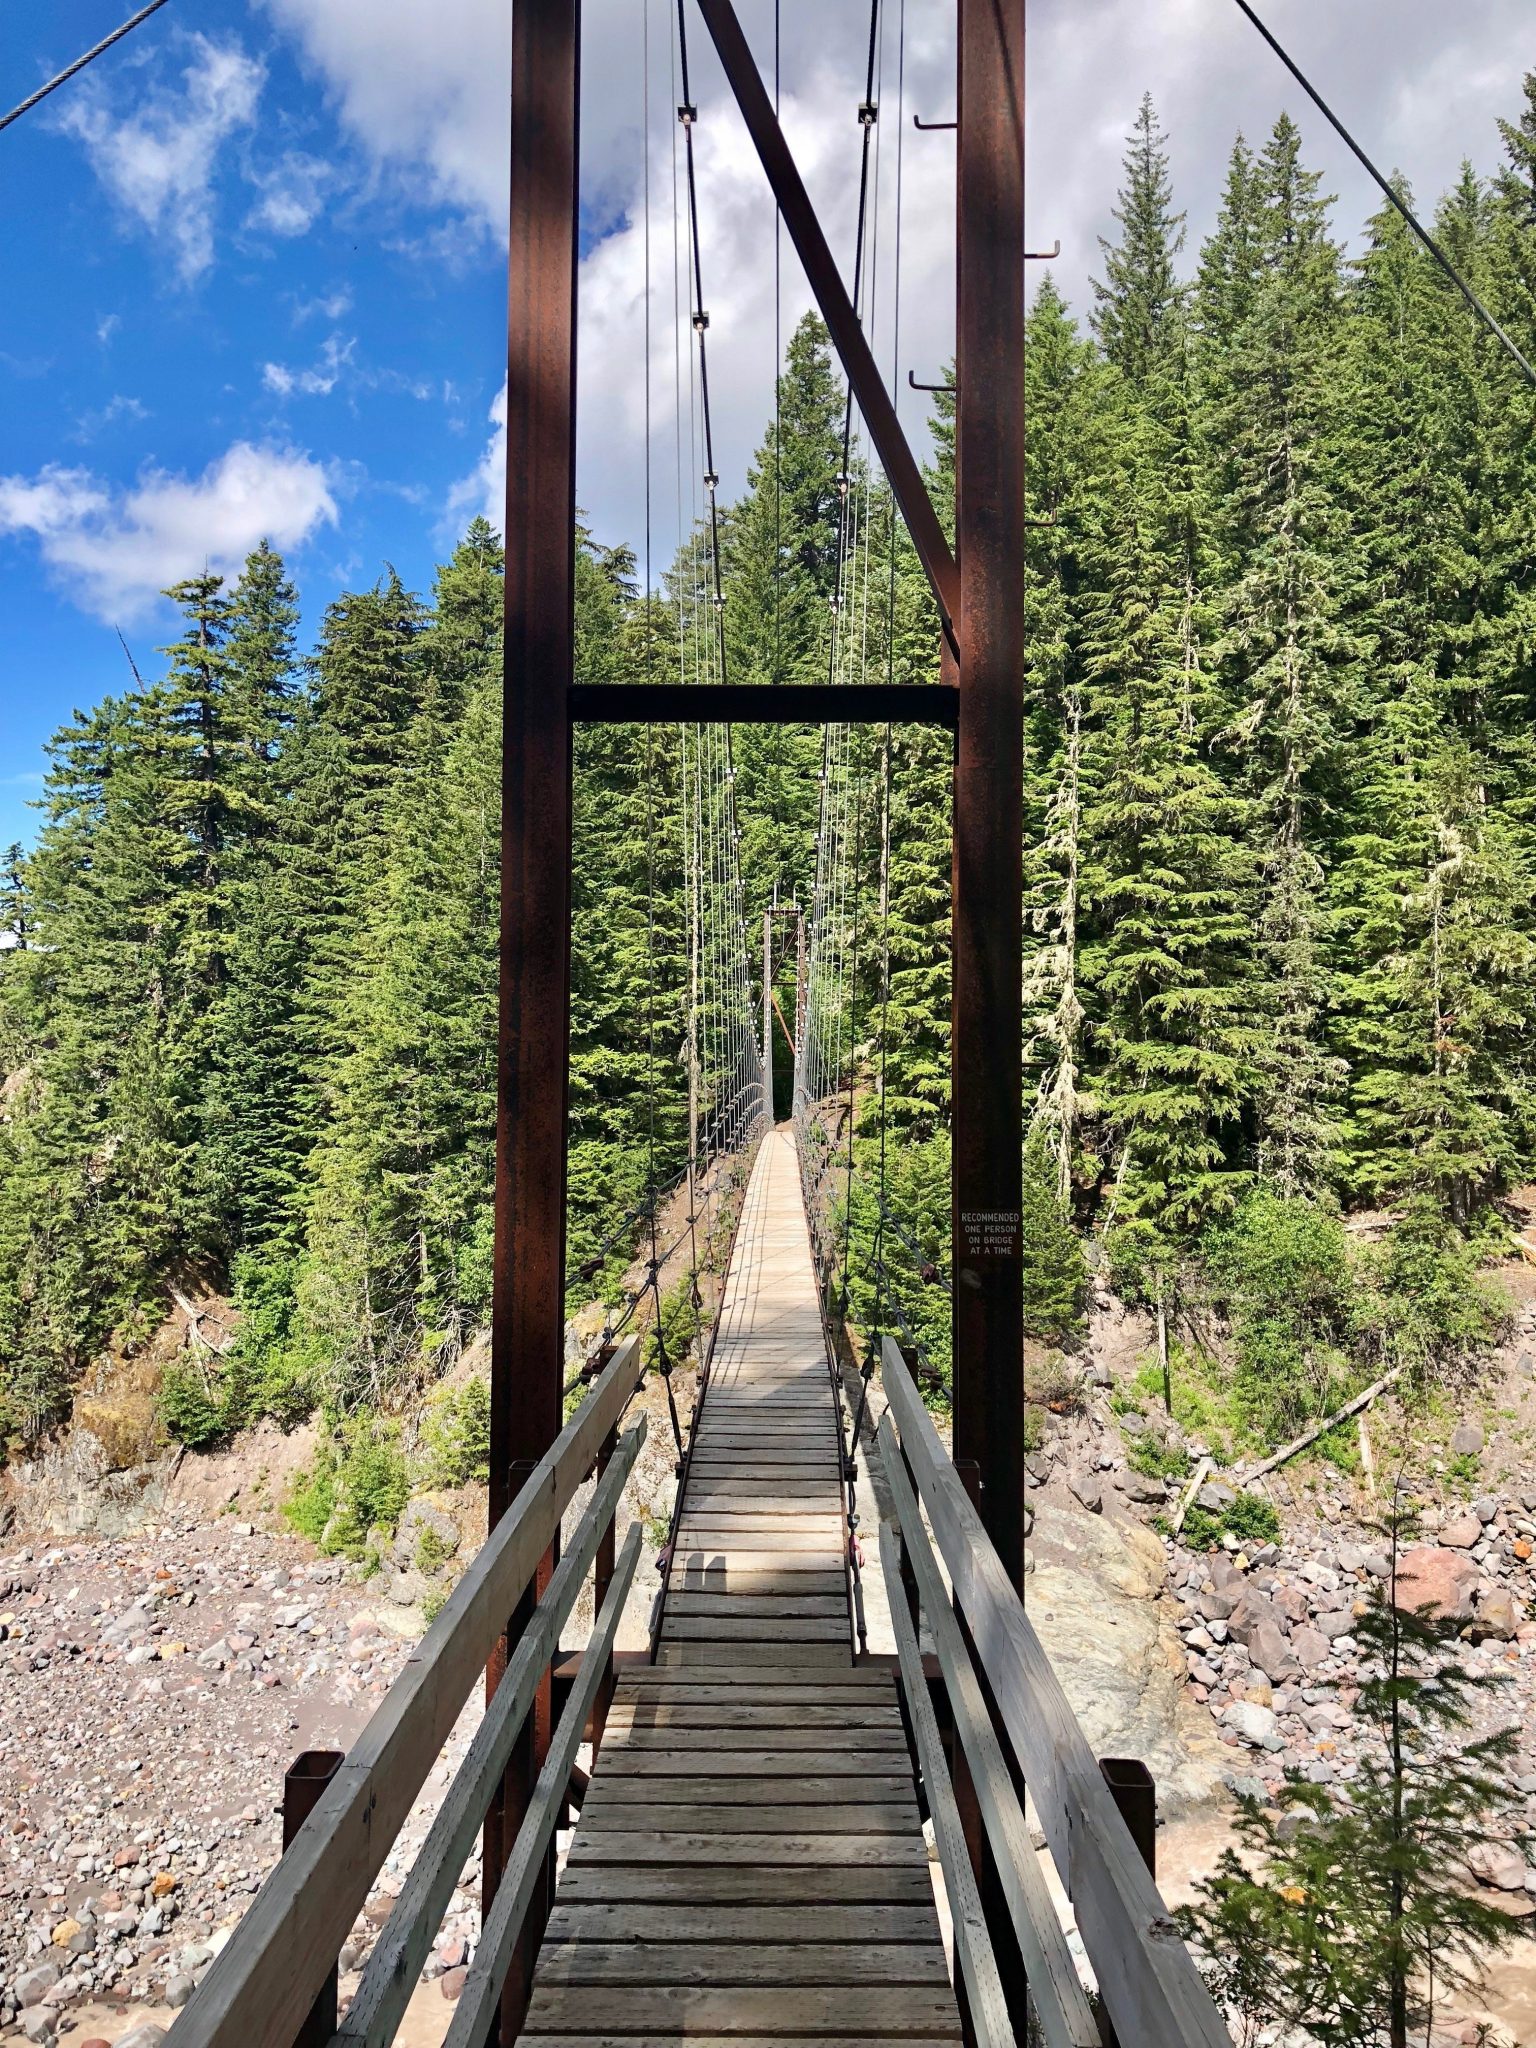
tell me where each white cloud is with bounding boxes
[0,443,337,624]
[292,286,354,325]
[262,333,357,398]
[245,151,332,237]
[264,0,1534,560]
[96,314,121,346]
[57,32,265,283]
[446,381,506,537]
[71,395,150,444]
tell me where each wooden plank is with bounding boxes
[666,1568,848,1595]
[554,1865,938,1906]
[534,1942,949,1986]
[882,1338,1229,2048]
[655,1641,850,1667]
[604,1700,898,1727]
[543,1904,943,1945]
[606,1753,913,1785]
[521,1985,960,2038]
[168,1337,642,2048]
[573,1803,918,1835]
[516,2036,961,2048]
[665,1594,848,1618]
[615,1665,887,1688]
[661,1617,849,1642]
[585,1777,915,1805]
[606,1728,913,1761]
[669,1550,845,1576]
[443,1525,642,2048]
[566,1832,927,1867]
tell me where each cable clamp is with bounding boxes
[693,309,710,333]
[703,469,718,492]
[858,101,878,127]
[677,102,696,126]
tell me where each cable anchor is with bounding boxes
[677,102,696,126]
[857,101,878,127]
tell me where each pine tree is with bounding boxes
[1092,93,1186,384]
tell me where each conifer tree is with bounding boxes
[1092,94,1186,384]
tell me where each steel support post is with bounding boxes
[762,910,775,1123]
[282,1751,343,2048]
[951,0,1025,1591]
[484,1,579,2039]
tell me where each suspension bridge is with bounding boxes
[158,0,1234,2042]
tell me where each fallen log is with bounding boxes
[1237,1364,1406,1486]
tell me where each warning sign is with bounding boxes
[959,1209,1020,1263]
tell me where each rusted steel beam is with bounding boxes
[281,1752,342,2048]
[486,0,579,2036]
[693,0,959,644]
[951,0,1025,1591]
[569,680,957,724]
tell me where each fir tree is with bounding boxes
[1092,93,1187,384]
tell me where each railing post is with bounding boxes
[282,1750,343,2048]
[1097,1758,1158,2048]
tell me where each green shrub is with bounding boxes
[158,1355,234,1449]
[283,1417,409,1556]
[1205,1190,1356,1441]
[1127,1431,1189,1482]
[1225,1492,1280,1545]
[419,1377,492,1487]
[1179,1503,1223,1551]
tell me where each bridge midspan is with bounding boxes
[514,1127,963,2043]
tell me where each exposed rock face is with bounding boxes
[1023,1503,1226,1817]
[1394,1545,1480,1623]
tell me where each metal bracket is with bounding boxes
[913,114,956,131]
[1025,239,1062,260]
[909,370,956,395]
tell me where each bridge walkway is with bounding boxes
[515,1127,963,2042]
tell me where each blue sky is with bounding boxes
[3,0,1532,849]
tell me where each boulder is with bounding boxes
[1440,1516,1482,1551]
[1246,1619,1302,1683]
[1291,1626,1330,1670]
[1473,1586,1517,1642]
[1067,1470,1103,1514]
[1222,1699,1280,1748]
[1450,1423,1485,1459]
[1468,1841,1529,1892]
[392,1498,463,1573]
[1316,1608,1357,1640]
[1394,1546,1479,1623]
[1019,1503,1225,1816]
[14,1964,60,2008]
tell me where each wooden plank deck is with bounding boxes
[516,1129,961,2042]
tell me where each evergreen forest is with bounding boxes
[4,85,1536,1465]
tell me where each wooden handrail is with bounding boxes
[169,1337,642,2048]
[878,1520,1013,2048]
[337,1420,646,2048]
[880,1337,1230,2048]
[876,1415,1101,2048]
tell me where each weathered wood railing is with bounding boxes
[875,1335,1229,2048]
[168,1338,646,2048]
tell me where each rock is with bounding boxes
[1315,1608,1356,1640]
[272,1605,310,1629]
[1450,1423,1485,1458]
[1395,1546,1480,1623]
[440,1965,468,2002]
[1019,1503,1224,1816]
[1223,1699,1280,1748]
[1122,1473,1166,1505]
[49,1920,81,1951]
[151,1872,178,1899]
[436,1935,467,1970]
[1440,1516,1482,1550]
[1291,1626,1330,1670]
[1246,1620,1301,1682]
[1067,1471,1103,1514]
[1024,1453,1055,1487]
[19,2009,56,2044]
[1468,1841,1529,1892]
[1472,1496,1499,1525]
[164,1972,195,2007]
[1473,1586,1517,1642]
[14,1964,60,2007]
[116,2025,168,2048]
[392,1500,462,1573]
